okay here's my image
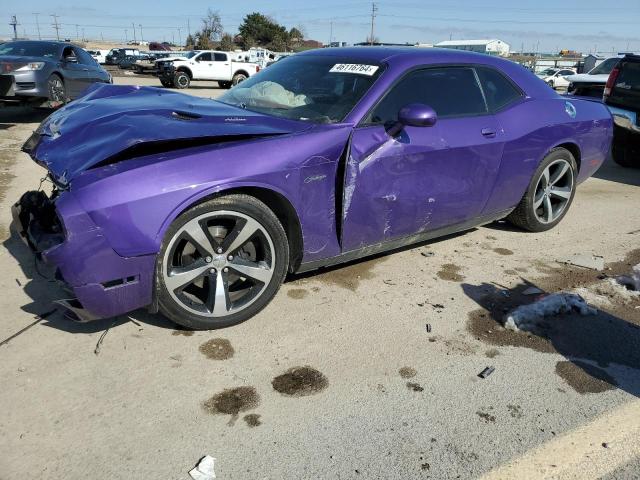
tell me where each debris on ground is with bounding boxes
[189,455,216,480]
[615,264,640,292]
[522,287,544,296]
[425,323,432,333]
[561,254,605,271]
[504,293,597,332]
[478,366,495,379]
[94,321,116,355]
[421,251,435,257]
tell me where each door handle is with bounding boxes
[481,128,496,138]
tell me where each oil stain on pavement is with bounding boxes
[406,382,424,392]
[199,338,234,360]
[493,248,514,256]
[287,288,308,299]
[437,263,465,282]
[203,386,260,421]
[243,413,262,427]
[272,366,328,396]
[313,257,384,291]
[399,366,417,378]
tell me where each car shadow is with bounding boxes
[593,155,640,187]
[0,106,52,125]
[2,227,176,338]
[463,279,640,397]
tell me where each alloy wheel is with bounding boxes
[532,158,574,224]
[48,77,65,102]
[163,211,276,317]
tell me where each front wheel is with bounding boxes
[160,78,174,88]
[611,136,639,168]
[218,81,232,89]
[46,74,67,104]
[157,194,289,330]
[507,148,577,232]
[173,71,190,89]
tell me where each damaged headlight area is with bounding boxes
[11,189,65,253]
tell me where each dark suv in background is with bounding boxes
[604,54,640,168]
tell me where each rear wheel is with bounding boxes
[174,71,190,89]
[507,148,577,232]
[46,74,67,103]
[218,81,232,89]
[157,194,289,330]
[160,78,174,88]
[611,135,640,168]
[231,72,247,86]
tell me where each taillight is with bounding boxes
[604,67,620,99]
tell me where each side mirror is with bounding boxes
[398,103,438,127]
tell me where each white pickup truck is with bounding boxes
[156,50,260,89]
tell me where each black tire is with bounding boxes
[156,194,289,330]
[611,136,639,168]
[218,81,232,89]
[231,72,247,86]
[160,78,174,88]
[174,71,190,89]
[46,73,67,104]
[507,148,578,232]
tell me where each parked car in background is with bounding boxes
[119,53,152,70]
[0,40,111,106]
[105,48,141,65]
[87,49,109,64]
[604,54,640,168]
[134,52,173,74]
[537,68,576,89]
[14,47,612,328]
[567,57,621,98]
[157,50,260,89]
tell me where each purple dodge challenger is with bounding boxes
[13,47,613,329]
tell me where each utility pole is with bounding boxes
[51,14,60,41]
[10,15,18,40]
[328,21,333,46]
[187,18,191,40]
[132,22,136,43]
[125,28,128,43]
[139,24,143,42]
[75,24,79,41]
[369,2,377,45]
[178,27,182,47]
[33,12,41,40]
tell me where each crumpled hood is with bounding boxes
[27,83,311,183]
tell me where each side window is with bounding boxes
[475,67,523,112]
[367,67,487,124]
[214,53,228,62]
[75,48,95,65]
[197,52,212,61]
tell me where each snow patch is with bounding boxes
[504,293,597,332]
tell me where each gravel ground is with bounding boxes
[0,77,639,479]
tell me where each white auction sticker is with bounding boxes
[329,64,379,76]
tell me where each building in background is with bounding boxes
[435,39,510,56]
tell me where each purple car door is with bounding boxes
[341,66,505,252]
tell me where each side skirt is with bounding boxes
[295,208,514,274]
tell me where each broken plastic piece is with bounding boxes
[562,254,605,271]
[504,293,597,332]
[421,251,435,257]
[425,323,432,332]
[615,264,640,292]
[189,455,216,480]
[478,366,495,379]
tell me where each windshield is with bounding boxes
[537,68,558,76]
[218,56,384,123]
[589,57,620,75]
[182,51,198,59]
[0,41,59,58]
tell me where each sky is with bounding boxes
[2,0,640,54]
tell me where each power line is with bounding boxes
[33,12,41,40]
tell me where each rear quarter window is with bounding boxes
[475,67,523,112]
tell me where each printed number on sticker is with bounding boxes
[329,64,379,76]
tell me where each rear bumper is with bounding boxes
[12,190,156,321]
[608,105,640,134]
